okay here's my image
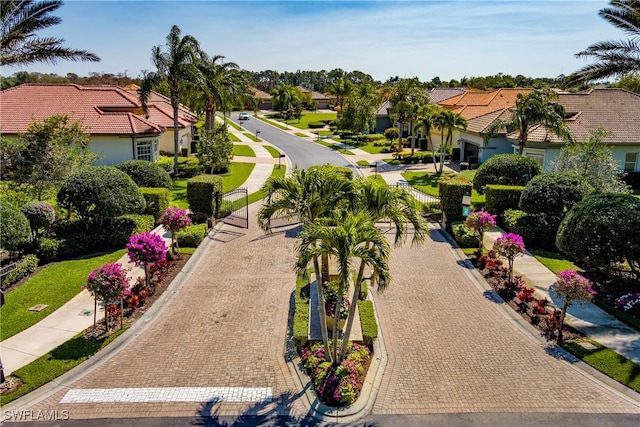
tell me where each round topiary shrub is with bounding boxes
[0,200,31,251]
[116,160,172,189]
[557,193,640,271]
[519,173,591,216]
[57,166,146,225]
[21,201,55,240]
[473,154,542,194]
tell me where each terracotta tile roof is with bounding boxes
[122,87,198,126]
[510,88,640,145]
[251,87,272,100]
[0,83,175,135]
[296,86,329,100]
[439,88,533,120]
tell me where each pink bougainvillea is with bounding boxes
[126,231,167,266]
[159,207,191,253]
[493,233,525,284]
[85,262,130,329]
[465,209,497,253]
[549,270,597,344]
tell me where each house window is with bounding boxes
[135,140,156,161]
[524,150,545,167]
[624,152,638,172]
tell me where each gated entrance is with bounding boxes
[218,187,249,228]
[395,182,440,206]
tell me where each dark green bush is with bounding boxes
[176,223,207,248]
[439,178,472,231]
[473,154,541,194]
[20,201,55,239]
[0,200,31,251]
[502,209,556,249]
[187,175,223,216]
[557,193,640,271]
[452,222,480,248]
[177,157,204,178]
[116,160,172,189]
[106,214,155,248]
[357,300,378,345]
[57,166,146,225]
[36,237,65,263]
[387,159,400,166]
[519,173,591,215]
[308,122,325,129]
[0,254,38,289]
[157,156,173,172]
[384,127,399,141]
[485,185,525,218]
[140,187,170,222]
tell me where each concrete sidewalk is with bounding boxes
[484,228,640,365]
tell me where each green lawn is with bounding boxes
[263,145,281,158]
[400,171,484,204]
[529,249,579,273]
[283,111,336,130]
[315,139,354,155]
[564,339,640,393]
[1,328,126,405]
[246,165,286,205]
[222,116,241,131]
[357,142,392,154]
[295,132,309,138]
[228,132,241,142]
[170,178,189,209]
[243,132,262,142]
[314,130,334,137]
[0,249,126,341]
[233,145,256,157]
[256,115,288,130]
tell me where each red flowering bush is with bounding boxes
[160,207,191,253]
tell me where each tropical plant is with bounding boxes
[565,0,640,86]
[493,232,525,284]
[126,231,167,288]
[326,77,353,116]
[434,109,468,172]
[7,115,96,200]
[271,83,301,120]
[388,78,428,155]
[196,123,234,173]
[465,209,497,254]
[0,0,99,66]
[139,25,203,174]
[549,270,596,344]
[159,207,191,254]
[85,262,130,330]
[484,89,572,155]
[296,209,390,364]
[416,103,440,153]
[338,81,380,140]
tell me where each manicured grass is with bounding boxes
[222,116,242,131]
[220,162,255,192]
[357,142,392,154]
[233,145,256,157]
[314,130,333,137]
[178,247,197,255]
[256,115,288,130]
[293,272,310,346]
[246,166,286,206]
[529,249,579,274]
[1,328,127,405]
[263,145,281,158]
[228,132,241,142]
[295,132,309,138]
[243,132,262,142]
[283,111,336,130]
[564,339,640,393]
[0,249,126,341]
[401,171,484,202]
[356,160,371,167]
[315,139,354,155]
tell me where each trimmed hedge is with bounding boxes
[109,214,155,247]
[502,209,556,249]
[357,300,378,345]
[519,173,591,216]
[439,178,472,231]
[187,175,223,216]
[452,222,480,248]
[140,187,170,222]
[485,185,525,219]
[473,154,541,194]
[308,122,325,129]
[116,160,172,189]
[0,200,31,251]
[176,224,207,248]
[0,254,38,290]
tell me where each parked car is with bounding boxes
[239,112,250,120]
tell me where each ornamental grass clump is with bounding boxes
[465,209,497,254]
[85,262,130,331]
[493,233,525,284]
[549,270,596,344]
[126,232,167,287]
[159,207,191,254]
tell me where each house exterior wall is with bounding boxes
[375,116,392,134]
[158,127,192,154]
[458,132,512,163]
[91,135,134,165]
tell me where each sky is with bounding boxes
[9,0,623,82]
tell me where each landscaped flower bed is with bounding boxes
[300,341,371,407]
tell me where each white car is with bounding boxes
[239,112,250,120]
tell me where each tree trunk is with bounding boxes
[145,263,150,288]
[410,121,415,156]
[321,253,330,285]
[173,104,180,174]
[120,299,123,330]
[339,258,366,362]
[313,256,332,363]
[93,298,97,329]
[332,287,345,365]
[557,303,569,345]
[105,300,109,332]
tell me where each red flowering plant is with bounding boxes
[516,285,535,312]
[465,209,497,255]
[159,207,191,254]
[126,231,167,288]
[549,270,597,344]
[85,262,130,330]
[493,233,525,284]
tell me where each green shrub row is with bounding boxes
[176,224,207,248]
[485,185,525,219]
[502,209,557,249]
[393,152,449,164]
[308,122,325,129]
[140,187,170,222]
[452,222,480,248]
[357,300,378,345]
[294,274,310,348]
[439,178,472,231]
[187,175,223,216]
[116,160,172,189]
[0,254,38,290]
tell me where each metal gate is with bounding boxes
[218,187,249,228]
[395,182,440,206]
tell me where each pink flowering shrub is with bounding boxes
[549,270,597,344]
[300,341,370,406]
[160,207,192,253]
[85,262,130,329]
[126,232,167,286]
[616,293,640,316]
[493,233,525,283]
[465,209,497,253]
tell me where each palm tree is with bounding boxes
[433,109,468,172]
[1,0,100,66]
[139,25,203,174]
[484,89,572,155]
[258,166,354,361]
[198,53,242,130]
[296,209,390,364]
[565,0,640,86]
[388,78,428,154]
[416,104,440,152]
[326,77,353,116]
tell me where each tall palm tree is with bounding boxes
[296,209,390,364]
[416,103,440,152]
[433,110,467,172]
[259,166,354,360]
[1,0,99,66]
[139,25,203,174]
[565,0,640,86]
[198,53,242,130]
[388,78,428,154]
[326,77,353,116]
[484,89,572,155]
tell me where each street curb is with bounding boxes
[432,222,640,408]
[285,293,387,423]
[1,222,227,413]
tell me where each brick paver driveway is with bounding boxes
[372,226,640,414]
